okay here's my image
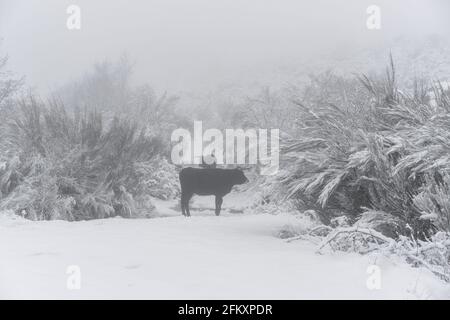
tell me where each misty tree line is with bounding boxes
[1,51,450,242]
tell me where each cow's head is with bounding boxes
[232,168,249,185]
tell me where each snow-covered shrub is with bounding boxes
[130,156,180,200]
[78,192,115,220]
[413,174,450,233]
[355,210,406,238]
[392,232,450,282]
[311,226,450,282]
[281,58,450,238]
[277,209,324,239]
[243,168,294,215]
[249,196,294,215]
[134,193,157,218]
[330,215,352,228]
[0,97,164,220]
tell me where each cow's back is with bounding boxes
[179,167,232,196]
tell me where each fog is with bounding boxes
[2,1,450,299]
[1,0,450,94]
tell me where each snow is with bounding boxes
[1,196,449,299]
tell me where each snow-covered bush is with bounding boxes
[392,232,450,282]
[284,220,450,282]
[130,156,180,200]
[277,210,324,239]
[0,97,165,220]
[317,227,450,282]
[281,58,450,238]
[413,174,450,233]
[355,210,406,238]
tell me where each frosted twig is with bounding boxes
[317,227,394,253]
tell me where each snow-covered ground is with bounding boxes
[1,195,449,300]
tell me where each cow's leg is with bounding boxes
[182,192,193,217]
[181,195,186,216]
[180,189,187,216]
[215,196,223,216]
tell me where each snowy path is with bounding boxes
[1,204,449,299]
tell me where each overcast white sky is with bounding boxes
[1,0,449,93]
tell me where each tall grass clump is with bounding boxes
[281,57,450,238]
[0,96,179,221]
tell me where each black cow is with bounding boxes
[179,167,249,216]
